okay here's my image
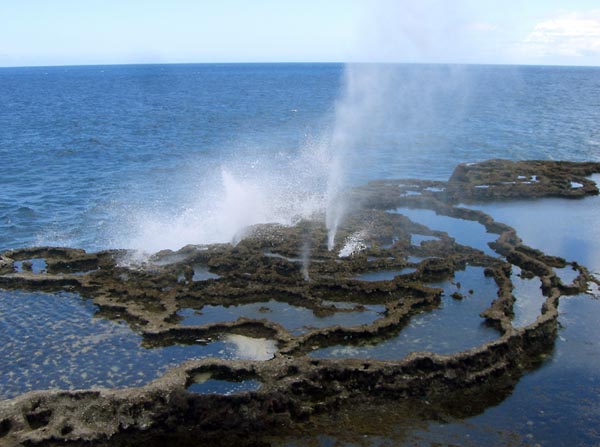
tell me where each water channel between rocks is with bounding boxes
[178,300,385,335]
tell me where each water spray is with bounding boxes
[300,238,311,281]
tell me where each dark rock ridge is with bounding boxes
[0,159,599,446]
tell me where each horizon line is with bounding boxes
[2,60,600,70]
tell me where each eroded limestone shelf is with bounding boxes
[1,159,599,446]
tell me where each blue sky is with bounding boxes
[1,0,600,67]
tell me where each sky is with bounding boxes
[1,0,600,67]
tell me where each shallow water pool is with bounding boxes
[0,290,274,399]
[178,299,385,336]
[393,207,499,257]
[311,266,501,359]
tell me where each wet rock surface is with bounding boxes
[1,159,599,446]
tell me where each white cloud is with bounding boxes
[520,10,600,61]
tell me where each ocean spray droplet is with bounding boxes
[338,231,368,258]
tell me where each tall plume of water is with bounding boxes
[325,65,394,250]
[324,0,479,250]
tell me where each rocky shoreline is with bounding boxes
[1,159,599,446]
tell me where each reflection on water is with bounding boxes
[276,199,600,447]
[511,266,545,328]
[222,334,277,361]
[554,265,580,286]
[311,267,501,359]
[412,294,600,447]
[179,300,385,336]
[0,291,268,399]
[353,269,417,281]
[471,194,600,274]
[393,207,499,257]
[410,194,600,446]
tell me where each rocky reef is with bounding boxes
[1,159,599,446]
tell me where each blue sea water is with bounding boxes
[1,63,600,252]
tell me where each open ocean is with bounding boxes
[2,63,600,446]
[1,63,600,252]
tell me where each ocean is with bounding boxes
[1,63,600,253]
[2,63,600,446]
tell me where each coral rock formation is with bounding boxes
[1,160,599,446]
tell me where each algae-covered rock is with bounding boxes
[1,159,599,446]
